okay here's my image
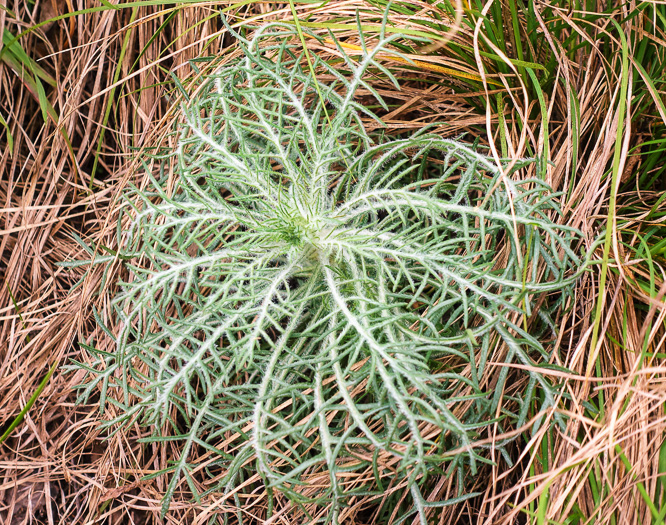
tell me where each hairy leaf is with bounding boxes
[72,20,587,523]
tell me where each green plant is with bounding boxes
[71,20,587,523]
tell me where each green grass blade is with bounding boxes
[588,19,629,377]
[0,361,58,445]
[90,7,139,188]
[0,111,12,154]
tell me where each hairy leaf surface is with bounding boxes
[73,21,587,522]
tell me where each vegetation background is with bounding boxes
[1,0,665,524]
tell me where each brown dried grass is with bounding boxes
[1,1,665,524]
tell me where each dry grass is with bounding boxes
[1,1,665,524]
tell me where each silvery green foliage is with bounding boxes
[74,21,585,523]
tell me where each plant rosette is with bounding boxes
[71,20,587,523]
